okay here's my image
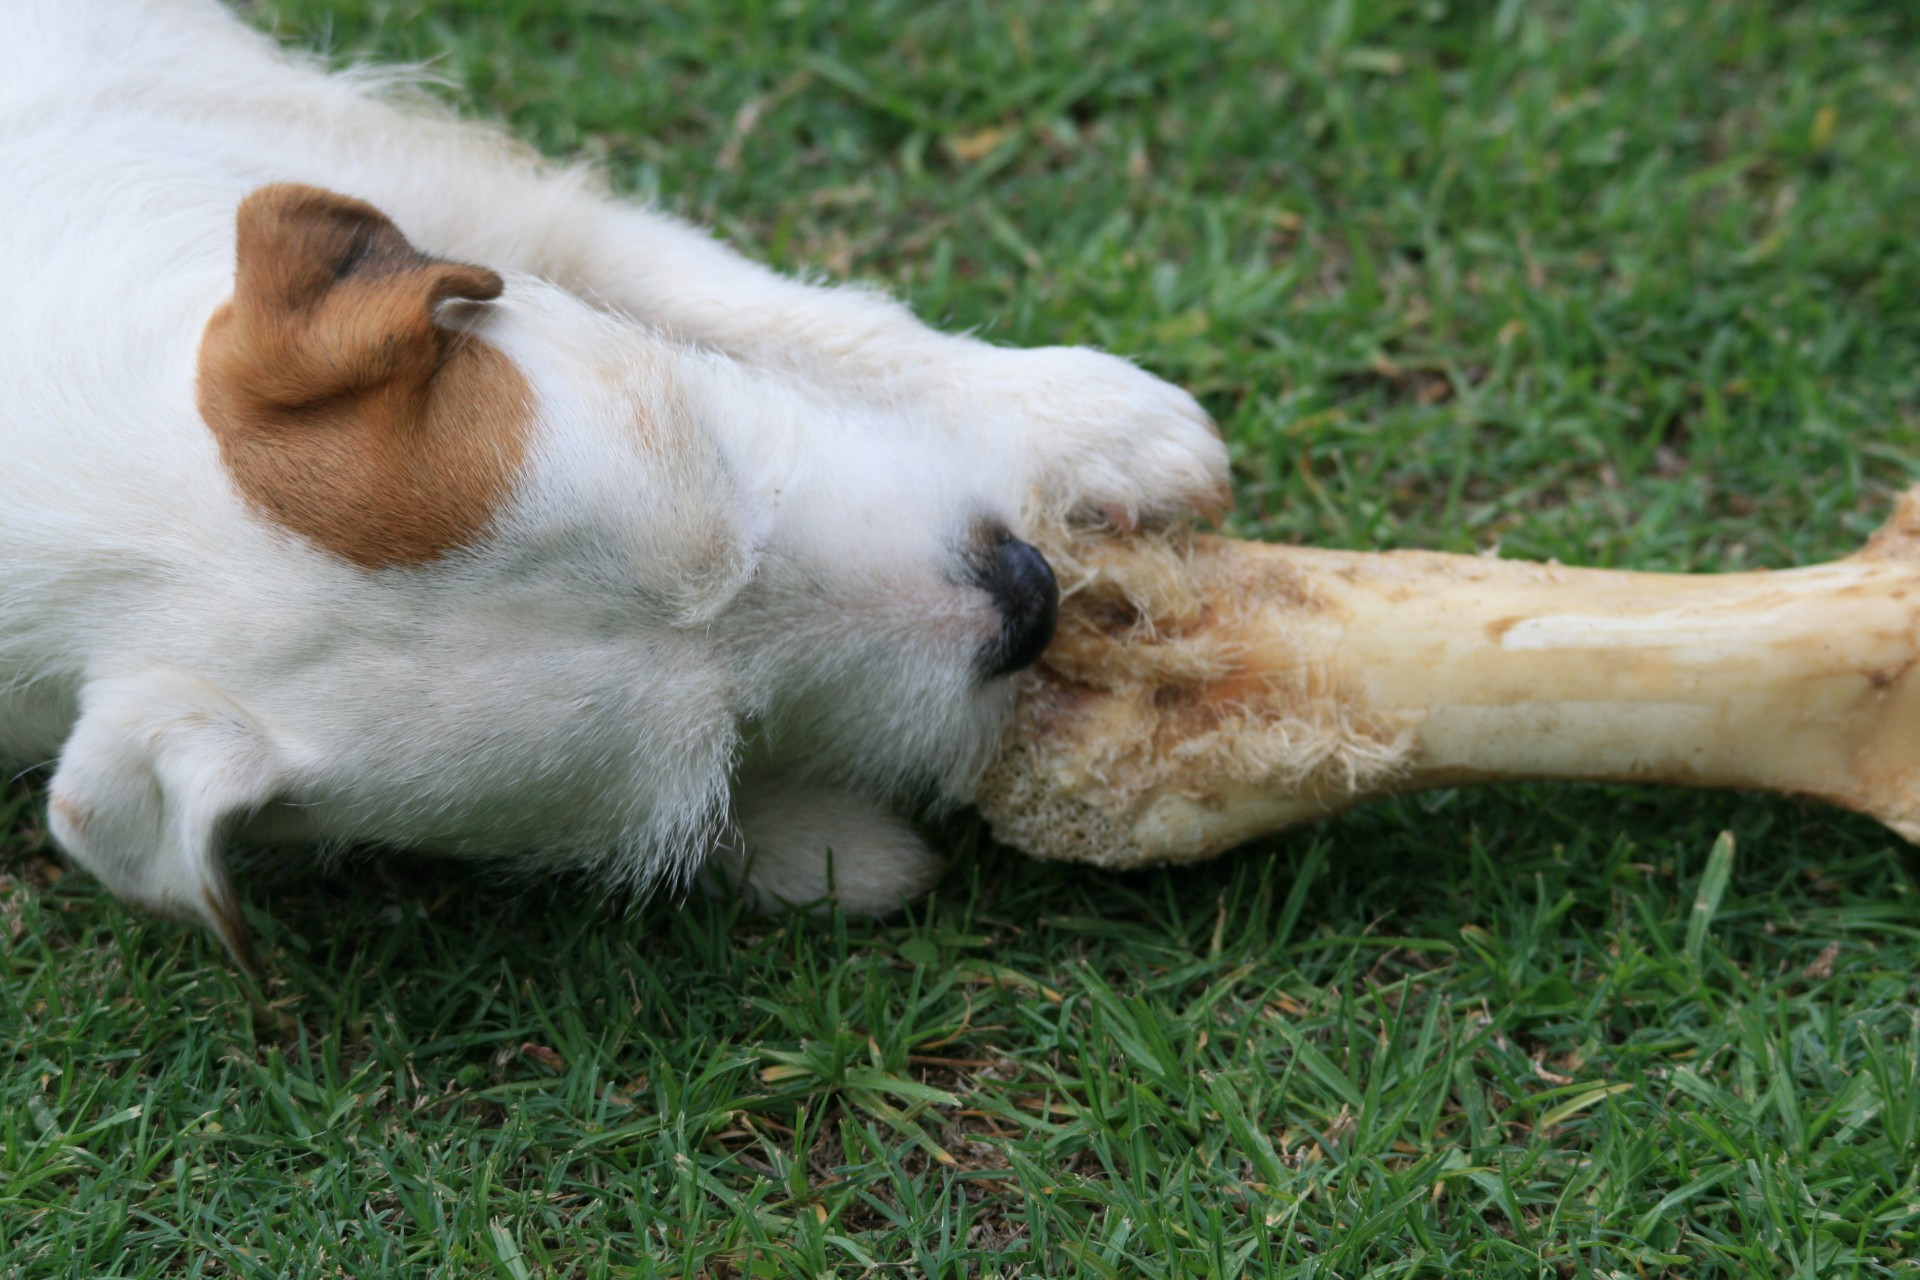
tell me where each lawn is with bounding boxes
[6,0,1920,1275]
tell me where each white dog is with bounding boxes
[0,0,1228,967]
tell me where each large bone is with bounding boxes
[975,492,1920,867]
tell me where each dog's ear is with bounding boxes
[48,672,285,975]
[212,182,503,403]
[198,183,532,568]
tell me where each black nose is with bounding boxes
[972,528,1059,678]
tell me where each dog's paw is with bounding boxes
[706,781,945,916]
[970,345,1231,528]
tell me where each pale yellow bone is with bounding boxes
[975,492,1920,867]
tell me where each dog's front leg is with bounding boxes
[569,206,1231,527]
[703,776,945,916]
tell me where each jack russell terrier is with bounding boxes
[1,0,1229,968]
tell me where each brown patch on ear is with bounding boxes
[48,792,89,841]
[197,183,531,567]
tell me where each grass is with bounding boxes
[7,0,1920,1274]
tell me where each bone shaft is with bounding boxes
[979,509,1920,866]
[1265,545,1920,832]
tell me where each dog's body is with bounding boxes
[0,0,1226,959]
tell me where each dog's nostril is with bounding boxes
[975,531,1059,678]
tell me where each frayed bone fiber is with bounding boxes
[976,493,1920,867]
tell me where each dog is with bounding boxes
[0,0,1229,967]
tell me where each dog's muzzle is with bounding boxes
[971,525,1059,678]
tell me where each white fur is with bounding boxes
[0,0,1228,950]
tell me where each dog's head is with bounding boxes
[176,184,1052,874]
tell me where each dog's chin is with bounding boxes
[909,678,1022,809]
[744,656,1019,811]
